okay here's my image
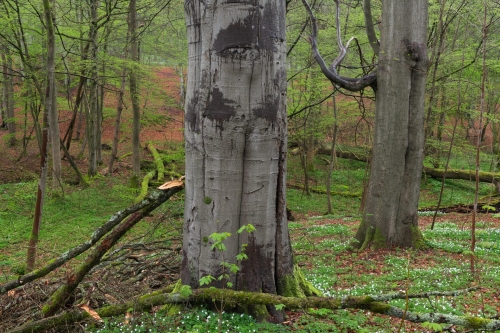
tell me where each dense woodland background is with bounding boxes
[1,0,500,332]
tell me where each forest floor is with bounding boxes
[1,67,500,332]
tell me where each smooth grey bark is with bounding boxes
[182,0,298,307]
[355,0,428,248]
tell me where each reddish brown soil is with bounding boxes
[0,66,183,185]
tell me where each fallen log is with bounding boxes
[287,183,362,197]
[8,287,499,333]
[42,183,184,317]
[423,167,500,192]
[315,147,500,191]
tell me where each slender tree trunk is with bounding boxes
[471,0,489,273]
[326,94,338,215]
[108,39,129,175]
[0,76,5,129]
[46,0,62,191]
[1,47,16,146]
[26,0,57,272]
[354,0,428,249]
[129,0,141,179]
[87,0,99,176]
[182,0,313,320]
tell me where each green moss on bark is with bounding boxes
[372,227,386,249]
[465,316,490,329]
[410,225,427,249]
[278,265,322,298]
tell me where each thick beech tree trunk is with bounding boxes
[182,1,308,318]
[354,0,428,249]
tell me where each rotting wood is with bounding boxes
[7,287,498,333]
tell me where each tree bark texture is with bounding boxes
[182,0,296,300]
[355,0,428,249]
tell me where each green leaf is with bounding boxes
[199,275,215,286]
[275,304,285,310]
[236,253,248,261]
[229,264,240,274]
[179,285,193,297]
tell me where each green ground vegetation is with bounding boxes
[1,147,500,332]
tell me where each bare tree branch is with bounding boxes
[300,0,377,92]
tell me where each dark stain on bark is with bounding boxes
[238,235,275,293]
[252,95,279,123]
[205,87,236,126]
[185,95,199,132]
[213,2,283,56]
[402,39,425,64]
[180,249,192,286]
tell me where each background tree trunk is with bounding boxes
[87,0,99,176]
[46,0,62,191]
[354,0,428,249]
[129,0,141,179]
[1,47,16,146]
[182,1,307,319]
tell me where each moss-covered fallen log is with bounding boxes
[288,183,362,197]
[135,170,156,202]
[147,141,164,181]
[423,167,500,192]
[42,185,184,317]
[7,287,498,333]
[0,187,183,295]
[315,147,500,191]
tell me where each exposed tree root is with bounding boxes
[7,287,497,333]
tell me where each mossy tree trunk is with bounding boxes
[182,0,314,321]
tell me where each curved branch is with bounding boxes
[300,0,376,92]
